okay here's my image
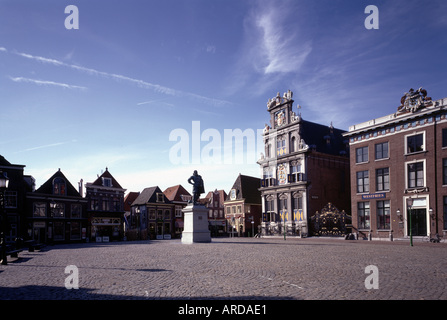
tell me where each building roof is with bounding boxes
[0,155,25,168]
[163,184,191,202]
[300,119,348,156]
[202,189,227,206]
[226,174,261,204]
[124,192,140,211]
[132,186,171,205]
[87,167,125,190]
[34,169,81,197]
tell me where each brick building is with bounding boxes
[85,168,126,242]
[343,88,447,240]
[130,186,176,239]
[224,174,262,237]
[27,169,87,243]
[0,155,34,242]
[200,189,227,236]
[258,90,350,237]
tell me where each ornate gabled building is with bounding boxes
[258,90,350,237]
[85,168,126,242]
[344,88,447,241]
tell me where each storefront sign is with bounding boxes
[362,193,385,200]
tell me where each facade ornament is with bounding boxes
[267,90,293,109]
[397,87,432,113]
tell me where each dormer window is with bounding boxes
[156,193,164,203]
[102,177,112,187]
[53,177,66,195]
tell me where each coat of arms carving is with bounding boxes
[397,87,432,113]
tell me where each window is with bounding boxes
[33,202,46,217]
[276,137,286,156]
[102,177,112,187]
[91,199,99,211]
[149,210,156,220]
[356,146,368,163]
[444,196,447,230]
[292,196,302,211]
[358,202,370,229]
[264,197,275,222]
[407,162,424,188]
[156,193,164,203]
[175,206,182,218]
[406,133,424,154]
[377,200,390,229]
[53,177,66,195]
[164,210,171,220]
[262,168,275,187]
[442,129,447,148]
[443,159,447,185]
[51,203,65,218]
[71,204,82,218]
[288,163,303,183]
[375,142,389,160]
[356,171,369,193]
[102,199,109,211]
[113,198,121,211]
[290,136,296,153]
[4,191,17,208]
[376,168,390,191]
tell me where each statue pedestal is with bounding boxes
[181,203,211,244]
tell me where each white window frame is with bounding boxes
[405,159,426,190]
[404,131,426,155]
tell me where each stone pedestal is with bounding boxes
[181,203,211,244]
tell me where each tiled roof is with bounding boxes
[226,174,261,204]
[163,184,191,202]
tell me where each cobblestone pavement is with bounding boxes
[1,237,446,301]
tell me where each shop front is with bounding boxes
[91,217,122,242]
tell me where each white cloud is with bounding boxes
[15,140,77,153]
[12,49,231,107]
[9,76,87,90]
[246,1,312,75]
[255,8,312,74]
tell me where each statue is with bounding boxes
[187,170,205,204]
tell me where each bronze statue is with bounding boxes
[188,170,205,204]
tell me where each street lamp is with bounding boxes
[407,197,413,247]
[0,172,10,265]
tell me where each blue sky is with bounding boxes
[1,0,446,195]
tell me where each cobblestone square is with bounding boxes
[1,237,446,301]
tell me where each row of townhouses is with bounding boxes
[1,87,446,244]
[0,157,262,244]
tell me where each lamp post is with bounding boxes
[407,197,413,247]
[0,172,10,265]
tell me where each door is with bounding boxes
[408,208,427,236]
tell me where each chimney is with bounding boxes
[78,179,83,196]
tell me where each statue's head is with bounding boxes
[193,170,198,176]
